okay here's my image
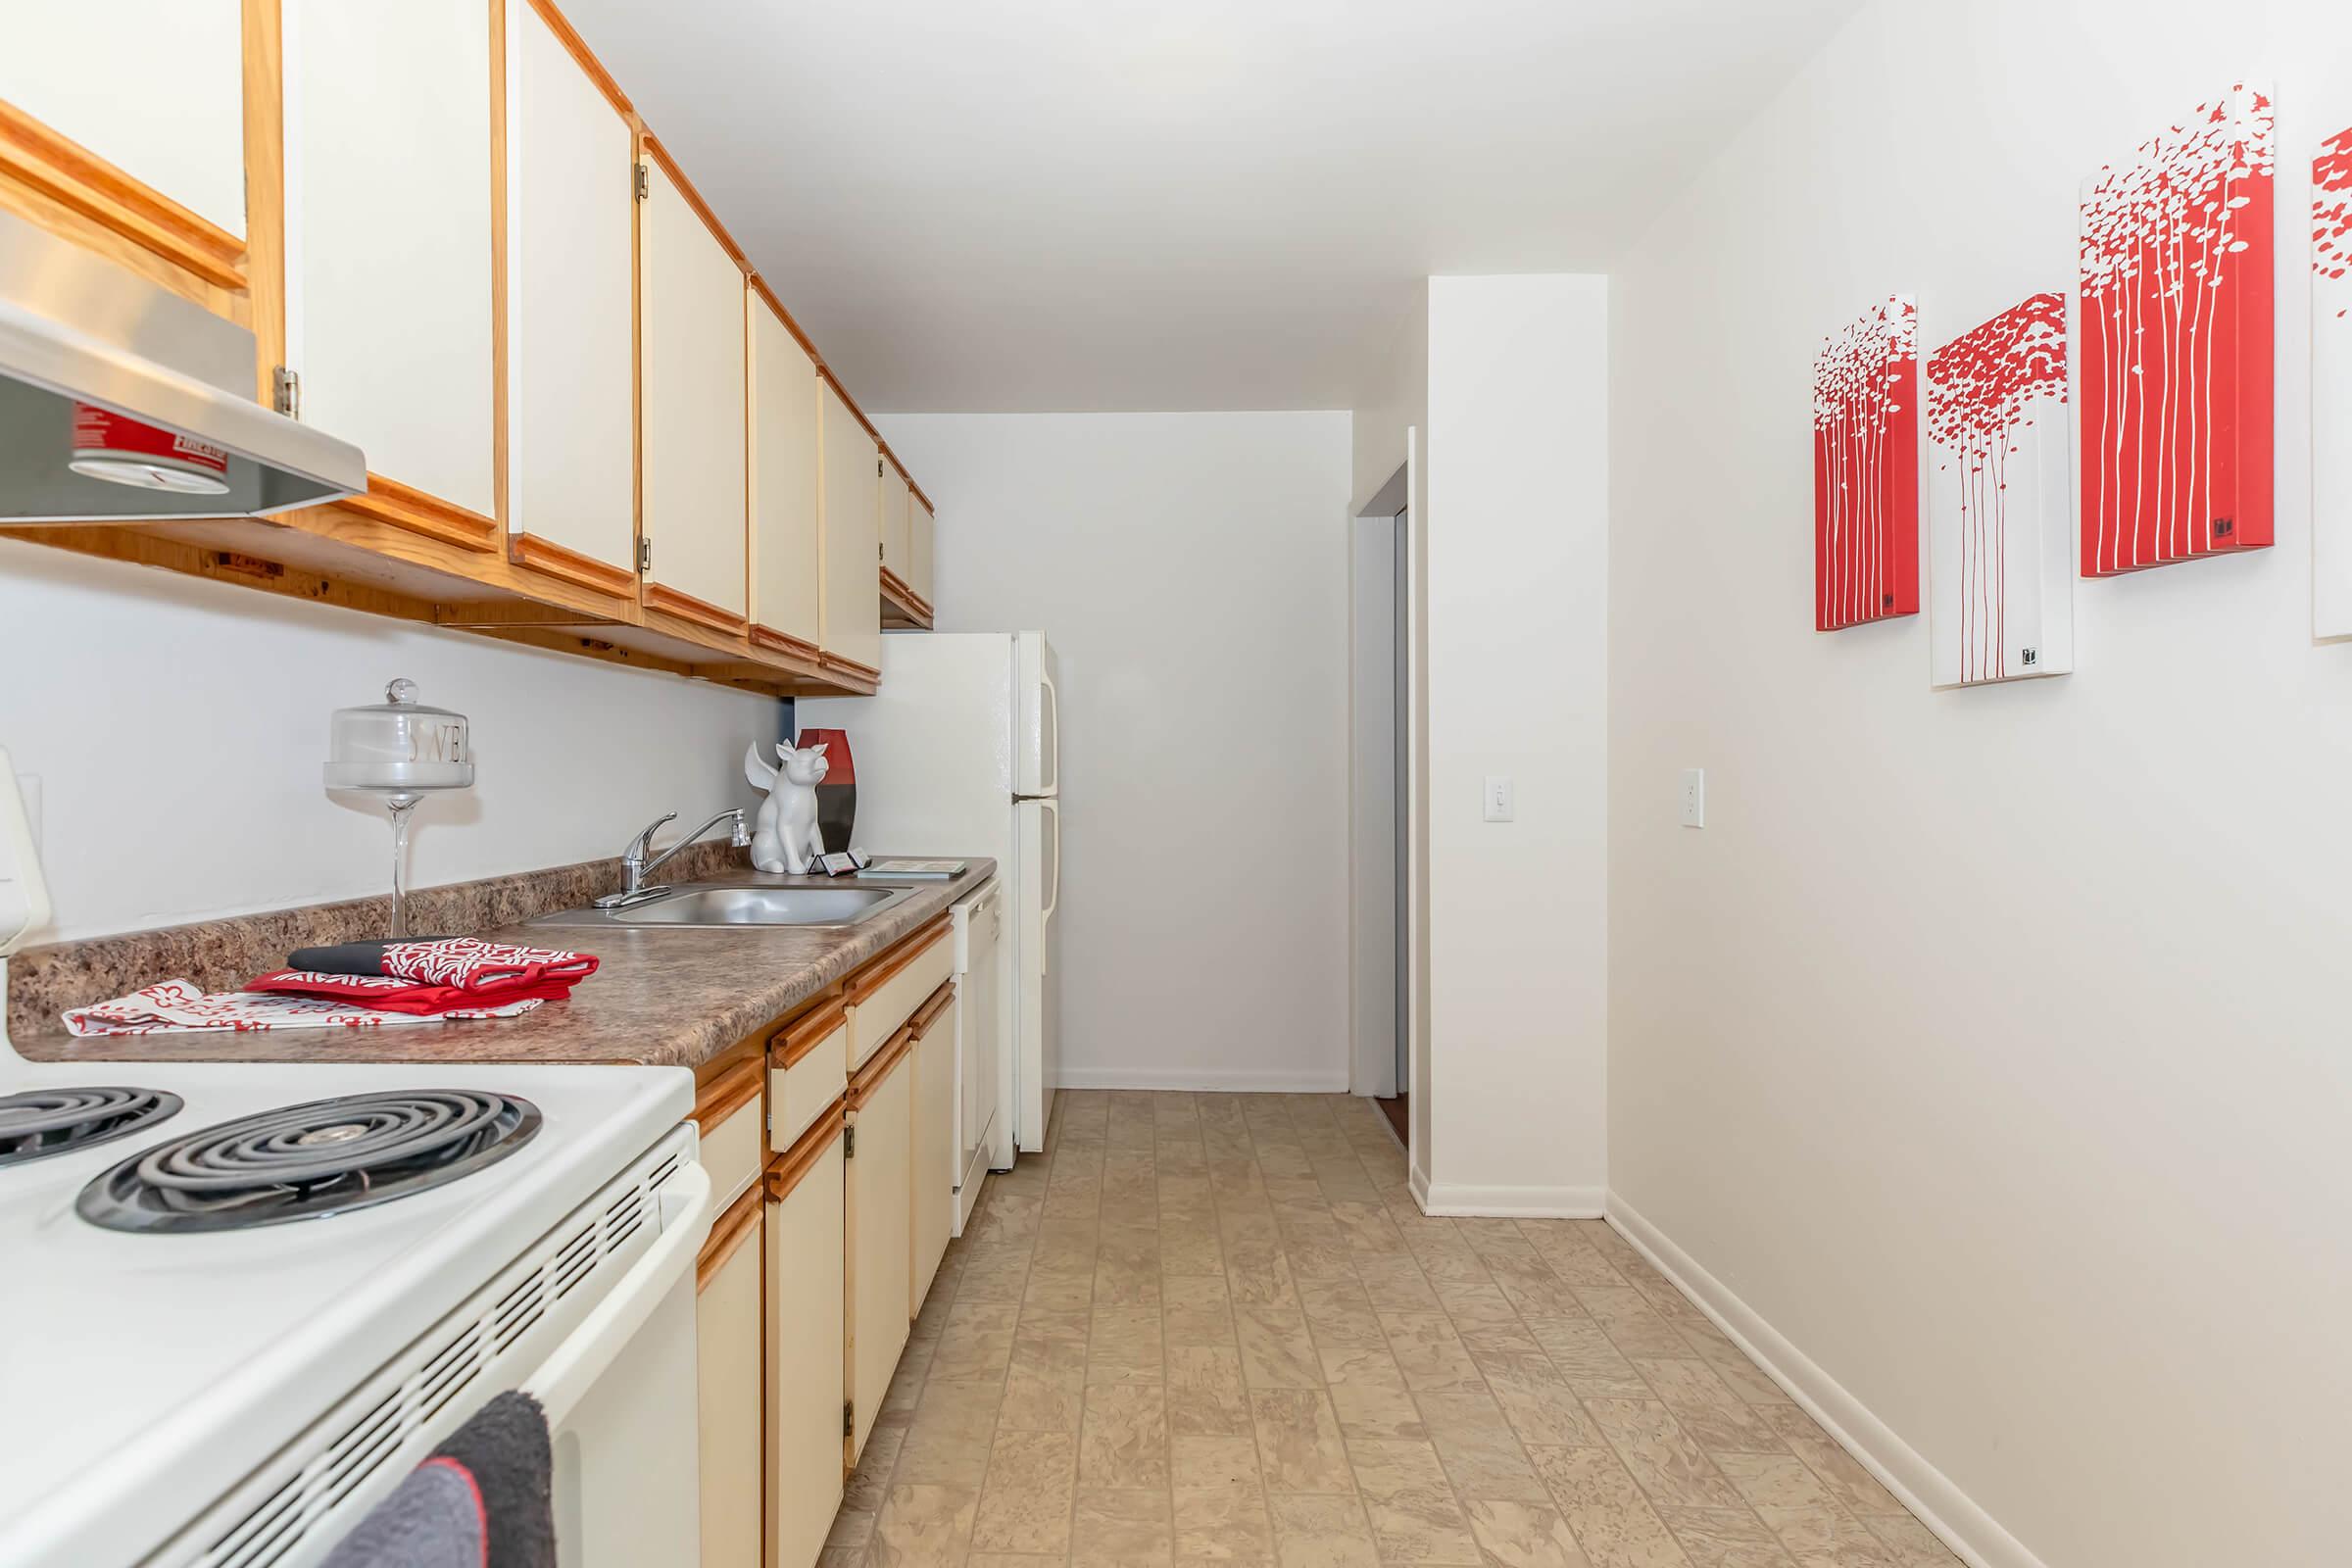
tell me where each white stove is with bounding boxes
[0,764,713,1568]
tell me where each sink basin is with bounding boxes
[529,880,917,931]
[618,886,896,926]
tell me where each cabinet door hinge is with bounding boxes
[878,542,885,562]
[634,162,650,202]
[271,367,300,419]
[845,1123,856,1158]
[637,537,652,574]
[876,457,884,477]
[843,1399,855,1438]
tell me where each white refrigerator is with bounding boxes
[800,631,1060,1155]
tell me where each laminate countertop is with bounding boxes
[7,859,996,1073]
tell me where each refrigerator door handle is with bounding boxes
[1038,668,1060,796]
[1039,797,1061,925]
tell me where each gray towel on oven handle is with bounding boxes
[318,1456,486,1568]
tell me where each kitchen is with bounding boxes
[4,4,2349,1568]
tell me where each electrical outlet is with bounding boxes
[1483,775,1514,823]
[1679,768,1704,828]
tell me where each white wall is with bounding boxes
[0,540,777,942]
[1421,275,1611,1214]
[1609,6,2352,1565]
[877,412,1353,1092]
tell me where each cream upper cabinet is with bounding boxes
[639,155,748,625]
[768,1117,847,1568]
[879,461,910,582]
[847,1046,911,1461]
[750,295,821,652]
[911,993,957,1314]
[506,0,636,579]
[909,497,935,609]
[696,1201,762,1568]
[0,3,245,239]
[819,380,883,672]
[284,0,493,516]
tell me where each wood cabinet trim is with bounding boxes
[511,531,639,596]
[848,1024,915,1104]
[521,0,633,118]
[692,1054,762,1127]
[879,571,933,630]
[750,623,821,662]
[773,996,849,1068]
[906,980,956,1040]
[695,1178,762,1289]
[749,274,824,368]
[241,0,285,399]
[641,134,748,274]
[0,100,246,291]
[643,580,750,635]
[815,652,880,690]
[765,1098,846,1200]
[342,474,502,553]
[847,918,953,1004]
[815,366,886,453]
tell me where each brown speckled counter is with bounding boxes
[7,853,995,1072]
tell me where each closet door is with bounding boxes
[285,0,495,523]
[505,0,637,588]
[639,152,748,629]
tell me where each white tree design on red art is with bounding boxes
[2313,124,2352,637]
[1812,296,1919,630]
[2080,83,2275,575]
[1927,293,2067,682]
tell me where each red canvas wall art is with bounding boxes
[1927,292,2073,684]
[2079,82,2275,576]
[2313,124,2352,637]
[1813,295,1919,630]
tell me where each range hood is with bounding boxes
[0,209,363,522]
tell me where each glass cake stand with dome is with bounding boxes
[324,679,473,937]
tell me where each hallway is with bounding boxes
[822,1091,1959,1568]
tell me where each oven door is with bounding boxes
[528,1159,710,1566]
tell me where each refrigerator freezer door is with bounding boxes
[1012,797,1059,1152]
[797,634,1017,862]
[1014,631,1058,799]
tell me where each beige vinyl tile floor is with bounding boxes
[822,1091,1963,1568]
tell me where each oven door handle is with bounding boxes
[524,1161,711,1426]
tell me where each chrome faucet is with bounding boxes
[596,808,753,909]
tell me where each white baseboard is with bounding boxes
[1605,1194,2045,1568]
[1419,1182,1605,1218]
[1053,1065,1352,1093]
[1408,1160,1431,1209]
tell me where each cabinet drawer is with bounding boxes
[848,922,953,1068]
[768,997,849,1154]
[692,1058,764,1211]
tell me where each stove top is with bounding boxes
[76,1088,542,1233]
[0,1085,183,1168]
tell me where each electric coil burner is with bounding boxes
[75,1089,541,1234]
[0,1088,183,1168]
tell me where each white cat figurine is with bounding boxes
[744,739,829,874]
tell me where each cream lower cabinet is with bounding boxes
[696,1189,764,1568]
[845,1033,913,1462]
[767,1106,848,1568]
[909,986,957,1314]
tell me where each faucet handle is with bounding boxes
[624,811,676,865]
[730,809,753,848]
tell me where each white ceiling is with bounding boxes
[561,0,1862,413]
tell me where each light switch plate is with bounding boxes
[1483,775,1515,822]
[1679,768,1704,828]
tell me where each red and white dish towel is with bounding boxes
[63,979,548,1037]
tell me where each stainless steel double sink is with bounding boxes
[529,877,925,931]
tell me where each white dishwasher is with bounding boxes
[952,878,1006,1234]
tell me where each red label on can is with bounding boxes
[72,404,229,473]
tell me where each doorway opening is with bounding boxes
[1349,455,1416,1157]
